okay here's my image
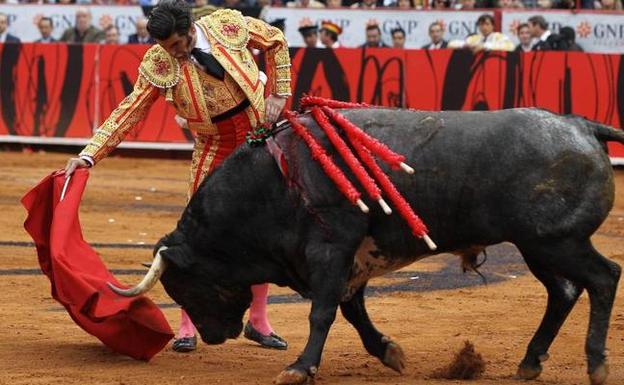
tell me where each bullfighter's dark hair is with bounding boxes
[147,0,193,41]
[528,15,548,30]
[476,14,495,26]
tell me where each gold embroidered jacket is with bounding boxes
[80,9,291,164]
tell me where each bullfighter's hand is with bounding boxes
[64,158,89,177]
[265,95,287,124]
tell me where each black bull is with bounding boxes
[116,108,622,385]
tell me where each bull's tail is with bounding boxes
[586,120,624,144]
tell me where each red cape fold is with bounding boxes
[21,169,174,361]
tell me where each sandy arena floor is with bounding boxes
[1,150,623,385]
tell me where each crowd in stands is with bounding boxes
[0,0,621,9]
[0,3,603,51]
[294,13,585,50]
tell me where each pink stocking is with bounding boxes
[178,308,196,338]
[248,283,273,335]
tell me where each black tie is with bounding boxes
[191,48,225,80]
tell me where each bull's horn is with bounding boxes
[107,246,168,297]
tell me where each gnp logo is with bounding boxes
[576,21,592,39]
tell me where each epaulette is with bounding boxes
[199,9,249,51]
[138,44,180,89]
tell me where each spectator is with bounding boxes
[104,25,119,44]
[128,17,155,44]
[351,0,377,8]
[528,15,552,50]
[0,13,20,43]
[422,21,447,49]
[36,17,56,43]
[319,20,342,48]
[287,0,326,7]
[326,0,343,6]
[362,23,388,48]
[597,0,623,9]
[559,26,583,51]
[298,19,318,48]
[395,0,416,8]
[455,0,476,8]
[391,27,406,49]
[60,7,104,43]
[514,22,532,52]
[536,0,554,7]
[269,18,286,32]
[432,0,450,7]
[555,0,576,7]
[449,14,514,52]
[497,0,524,7]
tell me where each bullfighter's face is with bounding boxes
[157,240,252,344]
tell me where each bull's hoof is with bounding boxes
[381,337,406,373]
[514,364,542,380]
[589,363,609,385]
[274,368,312,385]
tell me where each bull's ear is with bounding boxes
[160,245,195,271]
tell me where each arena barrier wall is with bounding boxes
[1,43,623,161]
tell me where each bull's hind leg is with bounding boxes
[340,284,405,373]
[517,239,621,385]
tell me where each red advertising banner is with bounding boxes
[1,44,623,158]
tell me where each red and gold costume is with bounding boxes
[79,9,291,197]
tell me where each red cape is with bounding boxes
[21,169,174,361]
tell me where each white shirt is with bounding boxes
[539,30,551,42]
[192,24,267,84]
[0,32,7,43]
[428,42,444,50]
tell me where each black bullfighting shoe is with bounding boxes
[172,336,197,353]
[243,322,288,350]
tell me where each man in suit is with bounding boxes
[0,13,21,44]
[528,15,552,51]
[361,23,389,48]
[128,17,156,45]
[64,0,291,354]
[60,7,105,44]
[422,21,447,50]
[35,17,56,43]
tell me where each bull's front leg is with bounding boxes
[274,241,354,385]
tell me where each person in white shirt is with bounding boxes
[449,14,514,52]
